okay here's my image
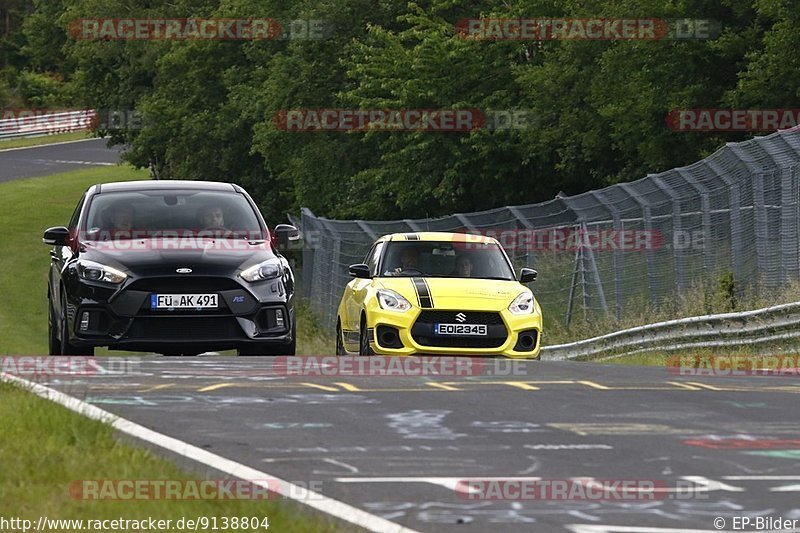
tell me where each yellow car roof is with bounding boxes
[382,231,499,244]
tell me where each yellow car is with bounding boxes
[336,232,542,358]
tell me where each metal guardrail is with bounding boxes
[0,110,95,140]
[542,301,800,360]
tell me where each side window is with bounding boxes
[68,194,86,231]
[367,242,384,275]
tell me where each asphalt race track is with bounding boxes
[39,357,800,533]
[0,138,123,182]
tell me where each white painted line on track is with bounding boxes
[1,371,419,533]
[0,137,108,153]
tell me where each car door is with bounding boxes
[345,241,383,332]
[50,194,85,319]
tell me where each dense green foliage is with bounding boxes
[2,0,797,221]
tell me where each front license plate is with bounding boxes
[433,323,488,336]
[150,293,218,309]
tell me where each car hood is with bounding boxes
[79,238,274,277]
[377,277,528,311]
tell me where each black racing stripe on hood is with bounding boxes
[412,277,433,308]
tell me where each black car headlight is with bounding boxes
[76,260,127,284]
[240,260,282,283]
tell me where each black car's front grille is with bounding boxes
[411,311,508,348]
[414,311,505,325]
[125,317,242,340]
[126,276,242,293]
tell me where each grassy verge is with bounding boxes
[0,381,343,532]
[0,131,93,150]
[0,165,149,355]
[295,302,334,355]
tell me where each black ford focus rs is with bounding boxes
[43,180,299,356]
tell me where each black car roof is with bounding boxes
[95,180,239,193]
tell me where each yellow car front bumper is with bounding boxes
[363,305,542,359]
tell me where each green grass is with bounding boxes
[0,165,149,355]
[0,381,344,532]
[0,131,92,150]
[296,302,334,355]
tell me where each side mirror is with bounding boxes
[43,226,70,246]
[519,267,538,283]
[349,264,371,279]
[273,224,300,249]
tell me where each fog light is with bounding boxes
[79,311,90,331]
[275,309,285,328]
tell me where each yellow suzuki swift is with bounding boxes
[336,232,542,358]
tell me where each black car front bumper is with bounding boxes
[65,275,294,352]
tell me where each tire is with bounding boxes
[359,316,375,356]
[60,293,93,356]
[336,321,346,356]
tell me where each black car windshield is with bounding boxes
[83,190,264,240]
[380,241,515,280]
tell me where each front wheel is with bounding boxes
[359,317,375,356]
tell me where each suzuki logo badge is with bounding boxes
[176,268,192,274]
[455,312,467,322]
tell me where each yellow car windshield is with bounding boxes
[380,241,515,280]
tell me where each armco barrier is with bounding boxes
[542,301,800,360]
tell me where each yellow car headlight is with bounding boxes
[509,291,534,315]
[376,289,412,312]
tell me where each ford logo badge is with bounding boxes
[176,268,192,274]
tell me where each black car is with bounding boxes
[43,180,299,356]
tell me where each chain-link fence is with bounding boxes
[292,127,800,331]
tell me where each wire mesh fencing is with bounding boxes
[292,127,800,332]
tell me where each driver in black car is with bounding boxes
[198,205,225,229]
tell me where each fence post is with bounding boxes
[780,166,800,282]
[753,171,769,283]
